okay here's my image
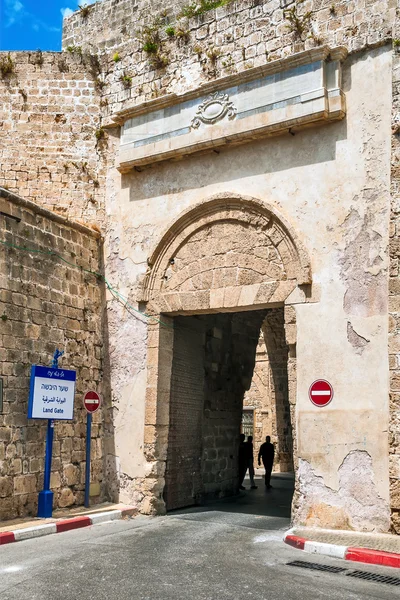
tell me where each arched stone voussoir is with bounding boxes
[139,193,312,309]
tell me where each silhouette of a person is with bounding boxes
[258,435,275,489]
[245,435,257,489]
[238,433,247,490]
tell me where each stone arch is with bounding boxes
[141,193,309,515]
[140,193,311,314]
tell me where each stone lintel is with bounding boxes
[110,46,347,125]
[116,47,347,173]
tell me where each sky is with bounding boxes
[0,0,100,51]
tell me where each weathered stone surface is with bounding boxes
[0,0,398,536]
[0,191,105,518]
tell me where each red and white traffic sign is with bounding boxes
[83,390,101,414]
[309,380,333,407]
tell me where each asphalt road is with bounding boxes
[1,475,399,599]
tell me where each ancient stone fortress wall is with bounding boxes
[0,52,105,223]
[84,5,396,533]
[62,0,395,118]
[0,0,398,533]
[0,188,105,519]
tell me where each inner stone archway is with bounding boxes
[140,194,310,516]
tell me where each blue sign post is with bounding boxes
[28,350,76,518]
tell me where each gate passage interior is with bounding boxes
[163,308,291,511]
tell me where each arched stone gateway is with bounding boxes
[139,193,311,314]
[140,194,310,515]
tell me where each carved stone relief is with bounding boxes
[191,92,237,128]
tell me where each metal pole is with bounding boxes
[85,413,92,508]
[37,349,63,518]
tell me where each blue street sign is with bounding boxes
[28,366,76,420]
[30,350,76,518]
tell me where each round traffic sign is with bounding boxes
[83,390,101,414]
[309,380,333,407]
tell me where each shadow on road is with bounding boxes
[168,472,294,531]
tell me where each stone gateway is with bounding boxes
[0,0,399,536]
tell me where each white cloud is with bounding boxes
[5,0,25,27]
[4,0,60,33]
[61,8,75,19]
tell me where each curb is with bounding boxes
[284,532,400,569]
[0,507,137,546]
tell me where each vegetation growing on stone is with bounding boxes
[165,25,176,37]
[0,53,16,78]
[66,45,83,55]
[79,4,91,18]
[95,128,105,141]
[120,73,133,87]
[284,0,312,39]
[178,0,234,19]
[32,49,44,67]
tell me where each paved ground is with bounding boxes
[1,474,399,599]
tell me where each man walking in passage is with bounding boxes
[258,436,275,489]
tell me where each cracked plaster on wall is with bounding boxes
[347,321,370,354]
[296,451,390,532]
[339,207,388,317]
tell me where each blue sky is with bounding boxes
[0,0,100,51]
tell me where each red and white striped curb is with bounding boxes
[284,531,400,569]
[0,507,136,546]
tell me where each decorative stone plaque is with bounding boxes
[191,92,237,128]
[116,46,347,172]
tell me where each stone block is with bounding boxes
[0,476,13,498]
[58,487,75,508]
[14,474,37,495]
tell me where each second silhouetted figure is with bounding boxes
[258,435,275,489]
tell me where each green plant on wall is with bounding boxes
[137,17,161,54]
[95,128,105,141]
[66,45,83,55]
[32,49,44,66]
[165,25,176,38]
[284,0,312,39]
[137,16,171,69]
[120,73,133,88]
[0,53,16,78]
[175,25,190,43]
[150,53,170,69]
[79,4,91,18]
[178,0,234,19]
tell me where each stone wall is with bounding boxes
[389,8,400,535]
[0,188,106,519]
[0,51,104,223]
[61,0,395,120]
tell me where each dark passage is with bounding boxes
[164,309,294,518]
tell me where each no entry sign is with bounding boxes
[83,390,101,414]
[309,380,333,407]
